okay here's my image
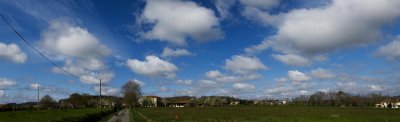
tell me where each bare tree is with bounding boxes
[122,80,142,108]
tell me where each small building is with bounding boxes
[376,100,400,108]
[277,100,287,105]
[230,101,240,106]
[139,96,162,107]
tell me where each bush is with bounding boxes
[56,110,113,122]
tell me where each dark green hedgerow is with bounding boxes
[55,110,113,122]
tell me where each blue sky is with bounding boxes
[1,0,400,103]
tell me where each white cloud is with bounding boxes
[132,79,145,86]
[225,55,267,74]
[275,77,287,83]
[161,47,192,58]
[175,80,192,85]
[272,53,311,66]
[200,80,219,87]
[239,0,279,10]
[375,39,400,61]
[139,0,223,45]
[265,86,293,95]
[94,86,120,96]
[41,19,111,60]
[0,42,27,63]
[337,81,357,92]
[126,55,178,78]
[160,86,168,92]
[52,60,114,84]
[244,40,271,55]
[239,0,281,26]
[205,70,260,83]
[30,83,41,89]
[205,70,223,79]
[0,78,17,88]
[310,68,335,79]
[368,85,384,91]
[272,0,400,54]
[213,0,237,19]
[243,0,400,66]
[79,72,114,84]
[232,83,256,90]
[0,90,4,97]
[288,70,311,82]
[40,19,114,84]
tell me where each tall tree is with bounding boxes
[122,80,142,108]
[40,95,56,109]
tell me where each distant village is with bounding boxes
[1,90,400,112]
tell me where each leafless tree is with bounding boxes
[122,80,142,108]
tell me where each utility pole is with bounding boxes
[37,85,39,111]
[99,78,102,111]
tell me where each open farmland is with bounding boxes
[0,108,112,122]
[133,106,400,122]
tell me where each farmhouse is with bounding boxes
[138,96,162,107]
[375,100,400,108]
[230,101,240,106]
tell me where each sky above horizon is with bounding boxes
[1,0,400,103]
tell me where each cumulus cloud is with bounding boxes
[40,19,114,84]
[265,86,293,95]
[131,79,145,86]
[0,90,4,97]
[41,20,111,60]
[244,0,400,66]
[94,86,120,96]
[273,0,400,54]
[200,80,219,87]
[272,53,311,66]
[232,82,256,90]
[30,83,41,89]
[0,42,27,63]
[375,39,400,61]
[225,55,267,74]
[174,80,192,85]
[275,77,287,83]
[213,0,237,19]
[138,0,223,45]
[205,70,223,79]
[368,85,384,92]
[161,47,192,58]
[160,86,168,92]
[288,70,311,82]
[244,40,271,55]
[205,70,260,83]
[239,0,279,10]
[126,55,178,78]
[310,68,335,79]
[0,78,17,88]
[52,60,114,84]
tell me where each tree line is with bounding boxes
[292,91,397,107]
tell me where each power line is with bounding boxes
[1,14,103,107]
[0,14,81,79]
[0,88,33,91]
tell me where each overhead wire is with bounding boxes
[0,14,98,81]
[1,14,107,104]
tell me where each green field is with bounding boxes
[0,108,112,122]
[133,106,400,122]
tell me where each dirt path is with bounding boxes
[107,109,130,122]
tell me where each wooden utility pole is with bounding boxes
[99,78,102,111]
[37,85,39,111]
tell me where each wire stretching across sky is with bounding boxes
[0,14,100,82]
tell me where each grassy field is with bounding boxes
[133,106,400,122]
[0,108,111,122]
